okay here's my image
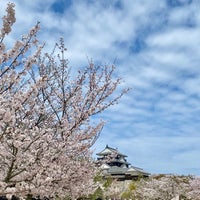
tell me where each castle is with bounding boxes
[96,145,149,181]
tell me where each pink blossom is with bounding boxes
[0,3,127,199]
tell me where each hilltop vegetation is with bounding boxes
[89,174,200,200]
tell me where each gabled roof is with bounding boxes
[96,145,127,157]
[127,166,150,176]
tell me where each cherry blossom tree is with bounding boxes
[186,177,200,200]
[0,3,127,199]
[121,175,200,200]
[129,175,193,200]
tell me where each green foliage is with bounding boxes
[179,194,189,200]
[88,187,104,200]
[25,194,33,200]
[153,174,166,180]
[121,190,133,199]
[102,177,113,189]
[121,181,137,199]
[128,181,136,191]
[93,173,104,183]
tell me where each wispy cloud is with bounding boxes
[2,0,200,175]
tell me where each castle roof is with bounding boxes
[96,145,127,157]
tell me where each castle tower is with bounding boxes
[96,145,149,180]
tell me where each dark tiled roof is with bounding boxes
[96,145,127,157]
[108,158,130,165]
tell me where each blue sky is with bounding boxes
[2,0,200,175]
